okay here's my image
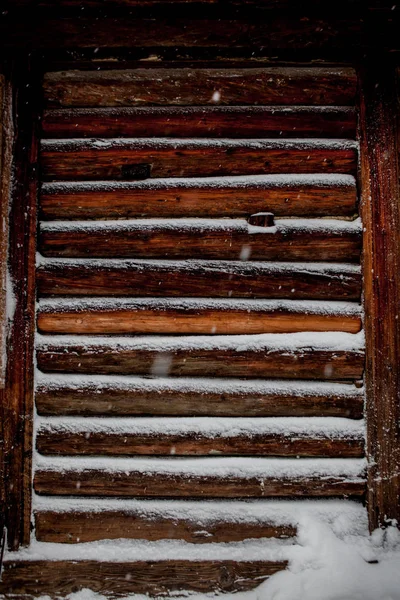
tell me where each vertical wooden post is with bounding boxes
[1,56,39,549]
[359,60,400,530]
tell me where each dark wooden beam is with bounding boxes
[359,60,400,530]
[1,57,40,550]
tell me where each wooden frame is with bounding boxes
[359,59,400,530]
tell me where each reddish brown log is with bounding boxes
[36,342,364,379]
[34,511,296,544]
[38,224,361,262]
[40,139,357,180]
[35,381,364,418]
[359,62,400,530]
[33,469,367,498]
[42,106,357,139]
[36,262,362,300]
[36,428,364,457]
[0,560,286,596]
[43,68,357,107]
[39,178,358,220]
[36,305,362,335]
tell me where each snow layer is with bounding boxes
[42,173,355,194]
[35,373,363,398]
[34,455,367,479]
[36,331,364,352]
[36,416,365,439]
[37,298,362,316]
[41,137,358,152]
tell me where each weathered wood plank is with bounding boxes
[36,336,364,379]
[2,58,39,550]
[0,560,286,596]
[36,428,365,457]
[33,469,367,498]
[359,62,400,530]
[35,378,364,418]
[39,175,358,220]
[38,220,361,262]
[42,106,357,139]
[36,299,362,335]
[43,68,357,107]
[40,139,358,180]
[36,261,362,300]
[34,511,296,543]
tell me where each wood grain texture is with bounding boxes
[35,382,364,418]
[2,59,39,550]
[36,342,364,379]
[38,224,361,262]
[33,469,367,498]
[359,61,400,530]
[42,106,357,139]
[35,430,365,458]
[34,511,296,543]
[39,178,358,220]
[40,140,357,180]
[37,262,362,300]
[36,305,362,335]
[0,559,286,596]
[42,68,357,107]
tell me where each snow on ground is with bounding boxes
[24,503,400,600]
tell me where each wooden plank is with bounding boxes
[39,175,358,220]
[36,261,362,300]
[34,511,296,543]
[40,139,358,180]
[35,379,364,418]
[38,220,361,262]
[359,61,400,530]
[43,68,357,107]
[0,560,286,596]
[2,59,39,550]
[36,299,362,335]
[42,106,357,139]
[35,428,365,457]
[36,336,364,379]
[33,469,367,498]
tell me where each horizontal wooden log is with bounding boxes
[36,336,364,379]
[35,378,365,418]
[36,261,362,300]
[40,139,358,181]
[33,469,367,497]
[34,510,296,543]
[43,68,357,107]
[39,174,358,220]
[38,220,361,262]
[0,560,286,596]
[36,428,364,457]
[36,298,362,335]
[41,106,357,138]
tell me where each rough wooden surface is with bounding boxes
[359,61,400,530]
[33,469,367,498]
[42,68,357,107]
[34,511,296,543]
[38,224,361,262]
[36,428,364,457]
[36,305,362,335]
[42,106,357,138]
[2,59,39,550]
[39,178,358,220]
[40,140,357,180]
[35,381,364,418]
[0,560,287,596]
[36,343,365,380]
[37,262,362,300]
